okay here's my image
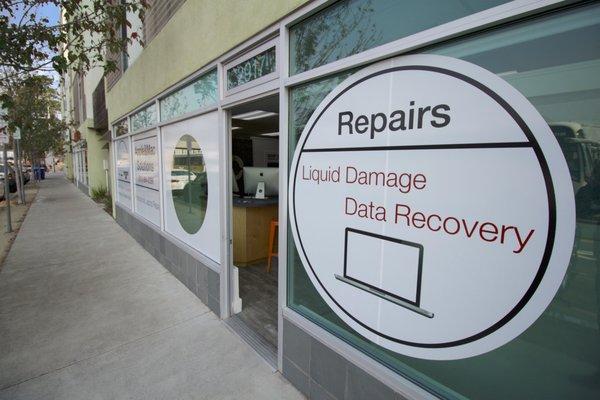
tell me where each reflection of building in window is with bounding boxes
[171,134,208,234]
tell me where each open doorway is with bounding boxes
[229,94,279,352]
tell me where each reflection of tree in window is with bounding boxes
[131,105,156,131]
[160,71,218,121]
[290,0,380,74]
[171,135,207,234]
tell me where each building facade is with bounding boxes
[61,1,144,196]
[89,0,600,399]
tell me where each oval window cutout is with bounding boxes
[171,134,208,234]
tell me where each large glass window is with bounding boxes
[160,70,218,122]
[288,3,600,399]
[133,135,160,226]
[289,0,509,75]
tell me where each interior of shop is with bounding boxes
[229,95,279,348]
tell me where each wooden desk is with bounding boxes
[233,197,278,266]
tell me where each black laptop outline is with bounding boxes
[335,227,434,318]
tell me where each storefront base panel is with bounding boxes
[75,181,89,197]
[282,317,409,400]
[115,203,220,316]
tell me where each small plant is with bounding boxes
[91,186,113,214]
[91,186,108,201]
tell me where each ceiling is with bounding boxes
[230,95,279,139]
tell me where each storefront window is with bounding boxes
[289,0,509,75]
[130,103,157,132]
[288,3,600,399]
[133,135,160,226]
[171,135,208,234]
[227,46,276,90]
[160,70,217,122]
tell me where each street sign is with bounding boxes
[13,128,21,140]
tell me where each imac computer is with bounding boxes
[243,167,279,197]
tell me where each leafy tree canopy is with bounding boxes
[2,74,66,161]
[1,0,148,81]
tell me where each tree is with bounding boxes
[2,74,66,163]
[0,0,148,82]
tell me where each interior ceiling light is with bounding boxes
[261,132,279,137]
[234,110,278,120]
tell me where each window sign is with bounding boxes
[130,103,157,132]
[133,135,160,226]
[115,138,132,209]
[114,118,129,137]
[226,46,276,90]
[160,70,217,122]
[289,54,575,360]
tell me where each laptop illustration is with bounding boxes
[335,227,433,318]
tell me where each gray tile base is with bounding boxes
[282,318,409,400]
[115,204,220,317]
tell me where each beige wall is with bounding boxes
[107,0,308,122]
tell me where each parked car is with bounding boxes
[0,164,17,193]
[550,122,586,139]
[557,137,594,194]
[170,169,197,192]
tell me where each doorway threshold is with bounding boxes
[224,314,277,370]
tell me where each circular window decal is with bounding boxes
[171,134,208,234]
[288,55,575,360]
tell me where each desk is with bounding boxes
[233,197,278,266]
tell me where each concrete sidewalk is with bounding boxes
[0,174,302,400]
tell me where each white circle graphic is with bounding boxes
[288,55,575,360]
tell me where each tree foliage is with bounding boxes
[0,0,148,81]
[2,74,66,162]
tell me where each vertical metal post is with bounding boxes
[3,144,12,233]
[16,139,25,204]
[12,139,22,205]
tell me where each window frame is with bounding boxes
[222,37,280,97]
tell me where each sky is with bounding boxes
[5,1,61,86]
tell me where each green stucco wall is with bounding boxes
[64,152,74,180]
[106,0,308,122]
[79,120,109,194]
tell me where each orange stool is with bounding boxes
[267,219,279,273]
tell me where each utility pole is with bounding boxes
[1,131,12,233]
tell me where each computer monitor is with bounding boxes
[243,167,278,197]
